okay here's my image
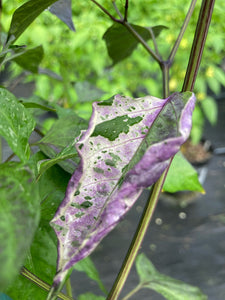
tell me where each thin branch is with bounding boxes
[112,1,123,20]
[91,0,161,64]
[106,166,171,300]
[168,0,197,63]
[121,283,142,300]
[65,278,73,298]
[4,152,16,163]
[124,0,129,22]
[148,27,161,58]
[123,22,162,64]
[160,61,170,98]
[21,267,74,300]
[90,0,122,23]
[182,0,215,92]
[34,127,45,138]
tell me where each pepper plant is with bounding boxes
[0,0,216,299]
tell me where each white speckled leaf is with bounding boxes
[0,88,35,162]
[50,92,196,287]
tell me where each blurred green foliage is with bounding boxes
[2,0,225,140]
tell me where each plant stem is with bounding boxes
[123,22,161,64]
[160,61,170,98]
[182,0,215,92]
[65,278,73,297]
[90,0,122,23]
[161,0,197,99]
[112,1,123,19]
[92,0,161,64]
[124,0,129,22]
[148,27,161,59]
[21,267,74,300]
[47,280,69,300]
[168,0,197,63]
[121,284,142,300]
[34,127,45,137]
[4,152,15,163]
[106,167,170,300]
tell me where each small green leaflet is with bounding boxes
[135,253,207,300]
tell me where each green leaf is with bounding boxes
[20,95,56,122]
[6,152,70,300]
[1,45,26,63]
[0,88,35,162]
[103,23,167,65]
[20,100,56,112]
[37,114,87,174]
[12,45,44,73]
[201,96,218,125]
[74,256,107,294]
[6,223,57,300]
[7,0,59,44]
[75,81,105,102]
[2,45,44,73]
[32,152,70,209]
[214,66,225,86]
[136,253,207,300]
[37,140,79,179]
[0,162,40,290]
[163,152,204,193]
[78,293,105,300]
[207,77,220,95]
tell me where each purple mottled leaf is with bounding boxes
[50,92,196,287]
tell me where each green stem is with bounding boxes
[161,0,197,99]
[65,278,73,297]
[182,0,215,92]
[160,61,170,98]
[168,0,197,63]
[21,268,74,300]
[112,1,123,19]
[148,27,161,59]
[121,283,142,300]
[106,167,170,300]
[90,0,122,23]
[46,270,71,300]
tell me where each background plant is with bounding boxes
[2,0,225,141]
